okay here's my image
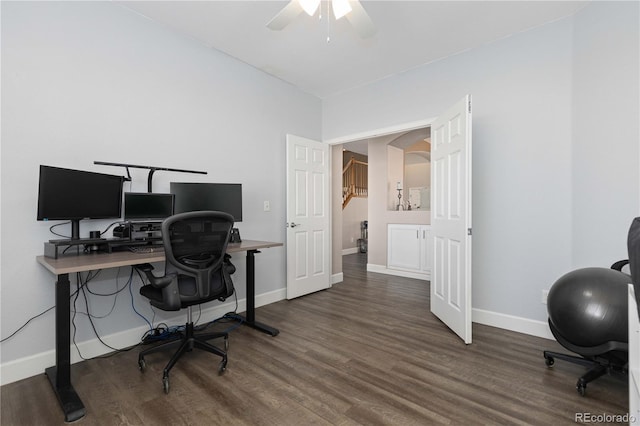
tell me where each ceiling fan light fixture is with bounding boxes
[299,0,321,16]
[332,0,352,19]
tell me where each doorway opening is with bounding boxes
[337,126,431,271]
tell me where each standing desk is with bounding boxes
[36,240,283,422]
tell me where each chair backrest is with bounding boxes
[162,211,235,303]
[628,217,640,318]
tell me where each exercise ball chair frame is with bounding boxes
[543,260,629,396]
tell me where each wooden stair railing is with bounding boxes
[343,158,368,209]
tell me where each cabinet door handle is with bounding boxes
[417,230,419,239]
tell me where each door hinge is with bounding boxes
[468,100,472,113]
[467,228,472,236]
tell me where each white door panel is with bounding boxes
[430,95,473,344]
[286,134,330,299]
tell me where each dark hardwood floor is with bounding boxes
[1,253,628,425]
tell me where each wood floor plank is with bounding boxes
[1,253,629,425]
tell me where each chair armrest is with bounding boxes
[134,263,176,289]
[611,259,629,271]
[134,263,155,273]
[224,254,236,275]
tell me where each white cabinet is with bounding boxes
[388,224,431,279]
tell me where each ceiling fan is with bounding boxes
[267,0,376,39]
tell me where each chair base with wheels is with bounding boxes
[543,337,628,397]
[138,306,229,394]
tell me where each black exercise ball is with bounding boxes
[548,267,629,348]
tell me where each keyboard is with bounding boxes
[128,246,160,254]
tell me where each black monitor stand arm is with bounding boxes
[93,161,207,193]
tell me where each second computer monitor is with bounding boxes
[124,192,175,221]
[170,182,242,222]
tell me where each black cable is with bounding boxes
[195,311,245,335]
[62,245,80,255]
[0,305,55,343]
[99,221,122,238]
[68,266,150,361]
[73,268,154,357]
[79,280,124,354]
[3,259,241,351]
[71,271,121,359]
[2,265,150,351]
[0,278,86,342]
[77,278,119,320]
[49,221,71,238]
[1,267,241,345]
[49,219,122,242]
[193,290,242,333]
[70,271,116,319]
[71,274,83,359]
[129,268,153,331]
[140,322,185,344]
[87,342,141,359]
[84,269,128,297]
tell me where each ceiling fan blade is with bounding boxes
[345,0,376,38]
[267,0,304,31]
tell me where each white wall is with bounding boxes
[387,145,404,210]
[571,1,640,267]
[331,145,343,275]
[323,1,639,329]
[0,1,321,382]
[342,197,367,252]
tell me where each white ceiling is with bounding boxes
[118,0,588,99]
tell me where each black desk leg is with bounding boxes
[238,249,279,336]
[45,273,85,422]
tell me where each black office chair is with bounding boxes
[134,211,236,393]
[543,261,629,396]
[628,217,640,321]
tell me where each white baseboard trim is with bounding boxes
[367,263,429,281]
[342,247,359,255]
[332,272,344,285]
[0,288,287,386]
[367,263,385,273]
[255,287,287,308]
[472,308,554,340]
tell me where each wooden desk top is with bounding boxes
[36,240,283,275]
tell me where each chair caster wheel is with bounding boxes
[163,376,170,394]
[218,358,227,375]
[138,358,146,372]
[544,356,554,367]
[576,382,586,396]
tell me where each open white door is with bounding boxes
[430,95,473,344]
[286,134,331,299]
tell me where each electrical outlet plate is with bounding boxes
[542,289,549,304]
[263,200,270,212]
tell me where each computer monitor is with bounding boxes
[124,192,175,221]
[170,182,242,222]
[37,165,124,240]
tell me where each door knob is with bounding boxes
[289,222,299,228]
